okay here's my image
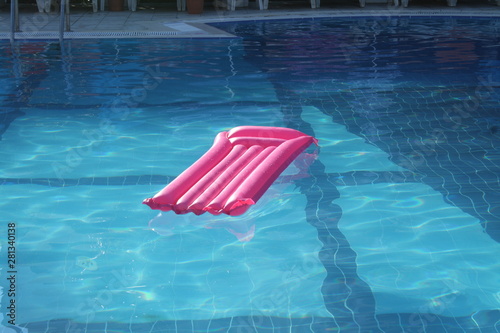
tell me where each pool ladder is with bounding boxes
[10,0,71,43]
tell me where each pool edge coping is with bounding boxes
[1,7,500,39]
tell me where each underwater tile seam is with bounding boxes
[0,171,420,188]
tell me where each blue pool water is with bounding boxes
[0,15,499,332]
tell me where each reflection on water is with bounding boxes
[148,155,315,242]
[149,211,257,242]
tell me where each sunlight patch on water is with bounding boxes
[301,106,405,173]
[0,176,329,324]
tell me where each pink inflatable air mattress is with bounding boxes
[143,126,318,216]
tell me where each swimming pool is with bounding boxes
[0,15,499,332]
